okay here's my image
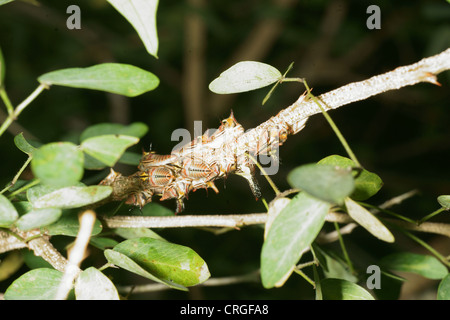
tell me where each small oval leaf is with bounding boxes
[437,274,450,300]
[104,249,187,291]
[318,155,383,200]
[437,195,450,209]
[107,0,159,58]
[321,278,375,300]
[75,267,120,300]
[380,252,448,280]
[81,134,139,167]
[16,208,62,231]
[261,192,330,288]
[14,133,36,155]
[209,61,282,94]
[0,194,19,227]
[80,122,148,142]
[38,63,159,97]
[42,211,102,237]
[345,197,395,243]
[32,185,112,209]
[31,142,84,187]
[113,237,210,287]
[287,163,354,205]
[4,268,63,300]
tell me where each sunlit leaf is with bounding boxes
[32,185,112,209]
[345,197,395,243]
[15,208,62,231]
[80,134,139,167]
[4,268,63,300]
[112,237,210,287]
[437,274,450,300]
[318,155,383,200]
[261,192,330,288]
[104,249,187,291]
[38,63,159,97]
[107,0,159,58]
[380,252,448,280]
[42,211,102,237]
[31,142,84,187]
[209,61,282,94]
[80,122,148,142]
[437,195,450,209]
[287,163,354,205]
[264,197,291,240]
[75,267,120,300]
[321,278,375,300]
[14,133,36,155]
[0,194,19,227]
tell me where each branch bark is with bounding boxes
[103,211,450,238]
[237,48,450,153]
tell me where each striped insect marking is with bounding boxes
[140,167,175,187]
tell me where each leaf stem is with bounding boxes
[1,156,33,195]
[398,228,450,267]
[0,83,47,137]
[7,178,40,199]
[302,80,361,167]
[417,207,446,225]
[247,153,280,196]
[334,221,355,274]
[0,88,14,115]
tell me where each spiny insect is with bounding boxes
[103,108,294,213]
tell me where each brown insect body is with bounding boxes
[124,110,292,213]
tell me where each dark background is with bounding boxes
[1,0,449,299]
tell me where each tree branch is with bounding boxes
[238,48,450,153]
[102,211,450,239]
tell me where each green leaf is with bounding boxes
[380,252,448,280]
[107,0,159,58]
[264,197,291,239]
[75,267,120,300]
[89,237,119,250]
[80,134,139,167]
[4,268,63,300]
[209,61,282,94]
[38,63,159,97]
[0,194,19,227]
[321,278,375,300]
[437,274,450,300]
[16,208,62,231]
[32,185,112,209]
[41,211,102,237]
[104,249,187,291]
[112,237,210,287]
[261,192,330,288]
[27,183,83,203]
[80,122,148,142]
[312,244,358,282]
[345,197,395,243]
[437,195,450,209]
[14,133,36,155]
[318,155,383,200]
[287,163,354,205]
[31,142,84,187]
[0,0,15,7]
[114,228,166,241]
